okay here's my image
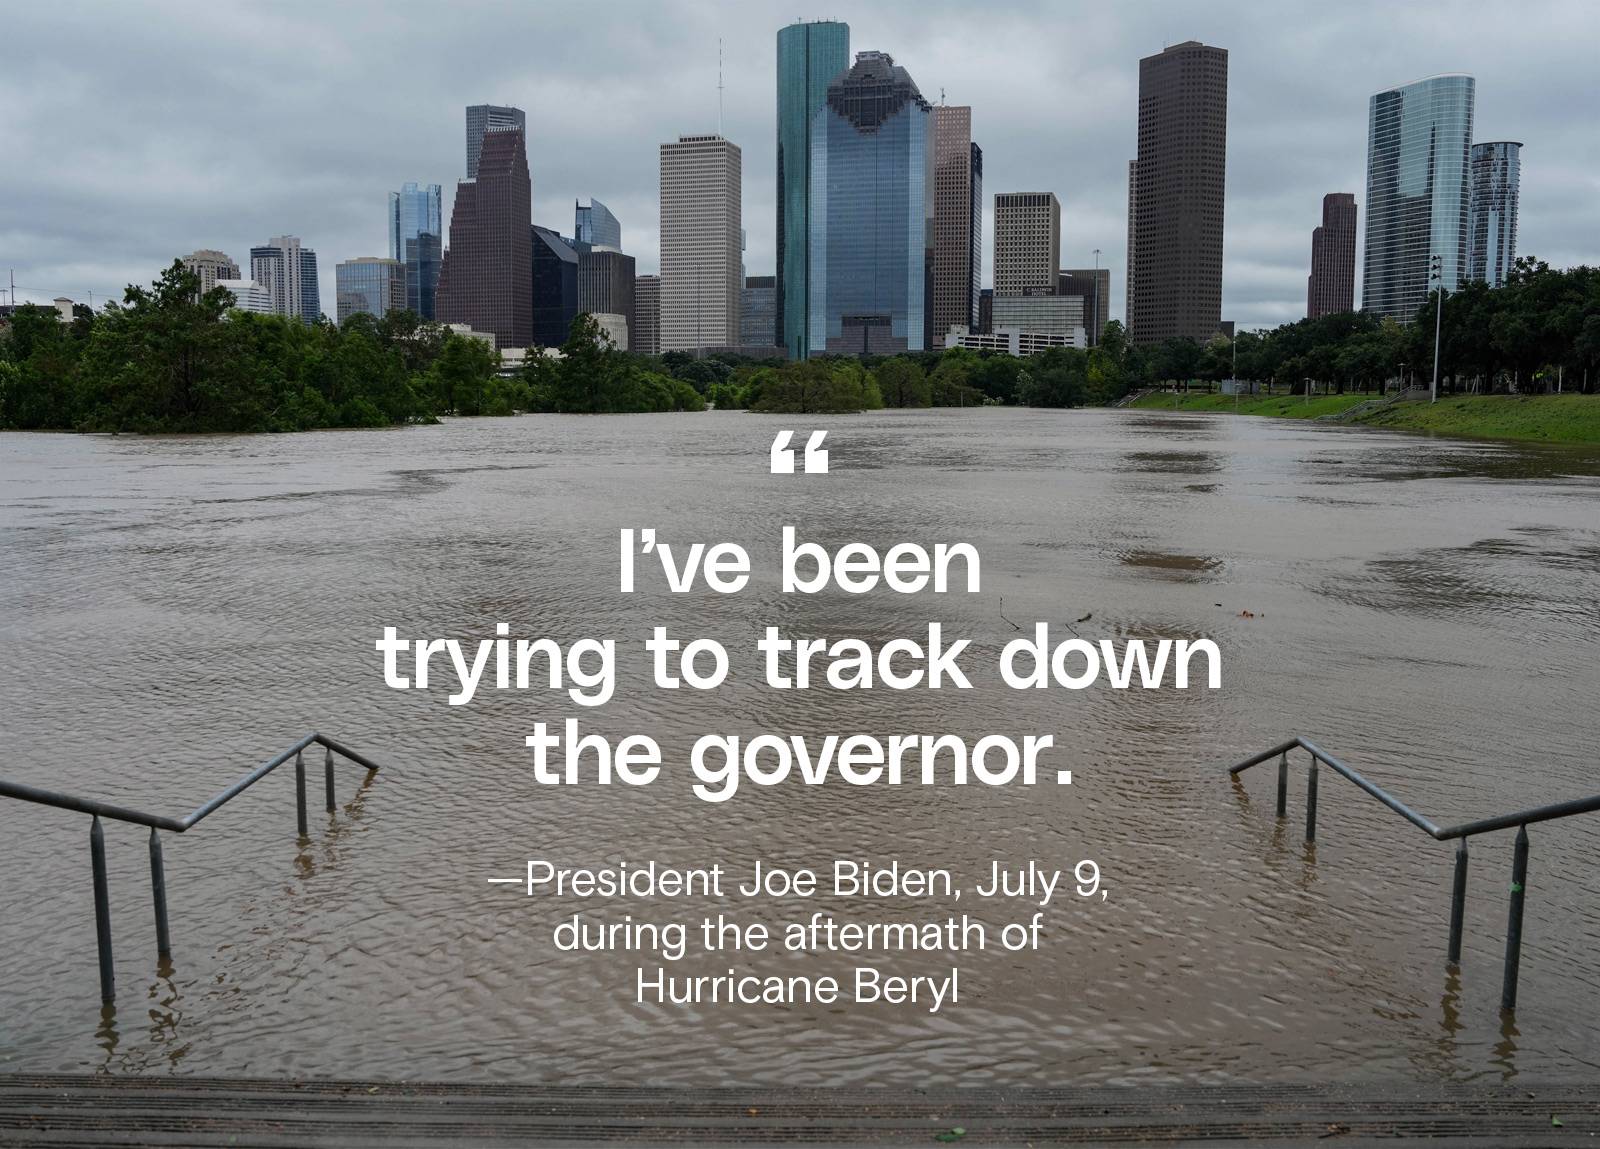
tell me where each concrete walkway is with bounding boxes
[1,1074,1596,1146]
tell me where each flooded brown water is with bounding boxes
[2,408,1599,1085]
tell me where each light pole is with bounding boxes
[1429,254,1445,404]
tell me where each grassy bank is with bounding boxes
[1128,390,1373,419]
[1128,390,1600,445]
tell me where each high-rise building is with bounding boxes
[1307,193,1358,318]
[1059,268,1110,346]
[632,275,661,355]
[741,275,776,347]
[249,236,320,324]
[437,126,532,349]
[335,257,407,324]
[808,51,933,356]
[776,20,850,358]
[574,198,622,250]
[389,182,442,319]
[578,246,636,343]
[978,288,993,335]
[1469,141,1521,288]
[1124,160,1138,334]
[1129,40,1228,344]
[181,249,239,298]
[931,105,981,336]
[992,294,1085,340]
[465,104,526,179]
[1362,74,1474,321]
[214,278,272,315]
[994,192,1059,298]
[659,134,742,352]
[531,225,579,347]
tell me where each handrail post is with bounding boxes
[1501,826,1530,1011]
[323,746,336,813]
[295,750,308,837]
[90,816,114,1005]
[1304,752,1319,843]
[149,828,172,962]
[1276,752,1288,818]
[1447,837,1468,966]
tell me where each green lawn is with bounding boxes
[1358,393,1600,444]
[1128,390,1374,419]
[1127,389,1600,445]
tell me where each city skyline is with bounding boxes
[2,2,1596,330]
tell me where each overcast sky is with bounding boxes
[3,1,1597,330]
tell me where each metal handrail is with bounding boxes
[1229,735,1596,1011]
[0,732,383,1004]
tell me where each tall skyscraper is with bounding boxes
[1362,74,1474,321]
[776,20,850,358]
[249,236,319,324]
[632,275,661,355]
[1307,193,1358,318]
[741,275,777,347]
[659,134,742,352]
[808,51,933,356]
[437,125,532,349]
[931,105,981,337]
[1468,141,1521,288]
[1124,160,1138,334]
[1128,40,1228,344]
[335,258,406,324]
[994,192,1060,298]
[389,182,442,319]
[531,225,579,347]
[465,104,526,179]
[574,198,622,249]
[1059,268,1110,346]
[181,249,239,298]
[578,246,637,344]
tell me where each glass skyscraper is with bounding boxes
[1468,141,1521,288]
[574,198,621,249]
[465,104,525,179]
[389,182,442,319]
[776,19,849,358]
[1362,74,1475,321]
[807,51,933,356]
[335,258,406,324]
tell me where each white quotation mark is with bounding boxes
[769,430,829,475]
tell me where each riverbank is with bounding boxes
[1130,390,1600,444]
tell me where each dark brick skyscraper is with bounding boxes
[437,125,531,349]
[1307,193,1357,318]
[1127,41,1227,344]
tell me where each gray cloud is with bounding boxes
[3,0,1596,330]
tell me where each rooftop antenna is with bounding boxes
[940,87,946,106]
[717,38,724,135]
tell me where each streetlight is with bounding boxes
[1429,255,1445,404]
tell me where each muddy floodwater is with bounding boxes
[3,408,1599,1085]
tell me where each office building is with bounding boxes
[249,236,320,324]
[632,275,661,354]
[389,182,443,319]
[335,257,407,324]
[214,278,273,315]
[991,293,1085,340]
[776,19,851,357]
[1469,141,1521,288]
[659,134,742,352]
[1059,268,1110,346]
[809,51,933,355]
[574,198,622,250]
[592,313,629,349]
[437,126,532,349]
[465,104,526,179]
[1124,160,1138,334]
[1307,193,1358,318]
[531,225,579,347]
[181,249,239,298]
[931,105,982,335]
[1128,40,1228,343]
[978,288,992,334]
[578,246,636,340]
[994,192,1059,298]
[1363,74,1474,320]
[741,275,776,347]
